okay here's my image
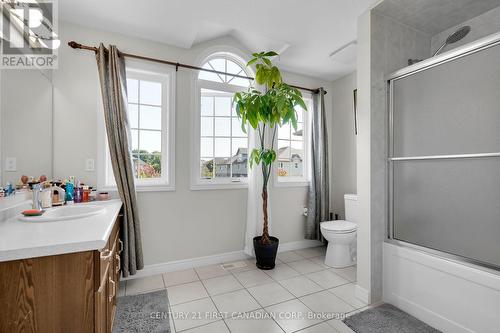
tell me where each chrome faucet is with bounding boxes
[32,183,43,210]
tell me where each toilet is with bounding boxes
[320,194,358,268]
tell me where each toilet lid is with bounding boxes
[321,220,357,233]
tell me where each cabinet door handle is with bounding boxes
[118,239,124,253]
[115,253,121,274]
[109,278,116,302]
[100,249,113,261]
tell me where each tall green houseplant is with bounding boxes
[234,51,307,268]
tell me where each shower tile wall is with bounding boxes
[373,0,500,37]
[431,5,500,56]
[368,12,430,302]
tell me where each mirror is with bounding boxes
[0,69,53,188]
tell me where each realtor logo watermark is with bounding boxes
[0,0,59,69]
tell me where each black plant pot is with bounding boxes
[253,236,279,270]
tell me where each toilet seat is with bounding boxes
[321,220,357,233]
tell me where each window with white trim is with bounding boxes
[276,96,312,185]
[101,62,175,191]
[193,53,252,189]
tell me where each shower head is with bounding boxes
[433,26,471,56]
[446,26,471,44]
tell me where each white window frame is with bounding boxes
[273,95,312,187]
[191,53,252,190]
[97,60,176,192]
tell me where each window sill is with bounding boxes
[274,180,310,188]
[190,182,248,191]
[100,184,176,193]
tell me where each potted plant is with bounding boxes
[234,51,307,269]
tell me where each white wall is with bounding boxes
[431,5,500,56]
[331,72,357,217]
[53,21,334,266]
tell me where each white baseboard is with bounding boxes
[277,239,324,252]
[123,250,247,280]
[125,239,324,280]
[355,284,371,304]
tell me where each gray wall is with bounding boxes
[356,10,430,303]
[331,72,357,217]
[356,10,372,302]
[53,21,334,266]
[371,12,430,302]
[431,5,500,55]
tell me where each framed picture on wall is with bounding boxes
[353,89,358,135]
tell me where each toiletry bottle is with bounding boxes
[41,186,52,208]
[51,183,65,206]
[89,188,96,201]
[5,182,13,196]
[74,181,82,203]
[82,186,90,202]
[65,182,74,205]
[53,187,59,204]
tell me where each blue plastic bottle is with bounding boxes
[66,182,74,203]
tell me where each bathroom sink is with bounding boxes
[18,204,105,222]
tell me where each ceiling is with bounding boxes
[59,0,376,81]
[374,0,500,35]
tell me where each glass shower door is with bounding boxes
[388,37,500,269]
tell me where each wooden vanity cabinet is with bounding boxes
[96,218,121,333]
[0,216,122,333]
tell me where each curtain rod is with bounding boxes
[67,41,326,95]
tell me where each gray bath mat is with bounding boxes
[343,303,441,333]
[113,290,171,333]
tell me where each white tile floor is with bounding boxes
[119,246,369,333]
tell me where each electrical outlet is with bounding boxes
[303,207,308,217]
[85,158,95,172]
[5,157,16,172]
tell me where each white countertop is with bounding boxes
[0,199,123,262]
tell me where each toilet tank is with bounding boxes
[344,194,358,223]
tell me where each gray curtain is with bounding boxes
[96,44,144,276]
[306,88,330,240]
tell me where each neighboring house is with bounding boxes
[230,148,248,177]
[277,146,303,177]
[201,148,248,178]
[213,148,248,178]
[202,146,302,178]
[213,157,231,177]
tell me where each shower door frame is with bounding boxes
[386,31,500,273]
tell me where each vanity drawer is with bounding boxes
[94,213,122,332]
[95,216,120,291]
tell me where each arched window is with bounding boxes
[193,52,252,189]
[198,53,252,87]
